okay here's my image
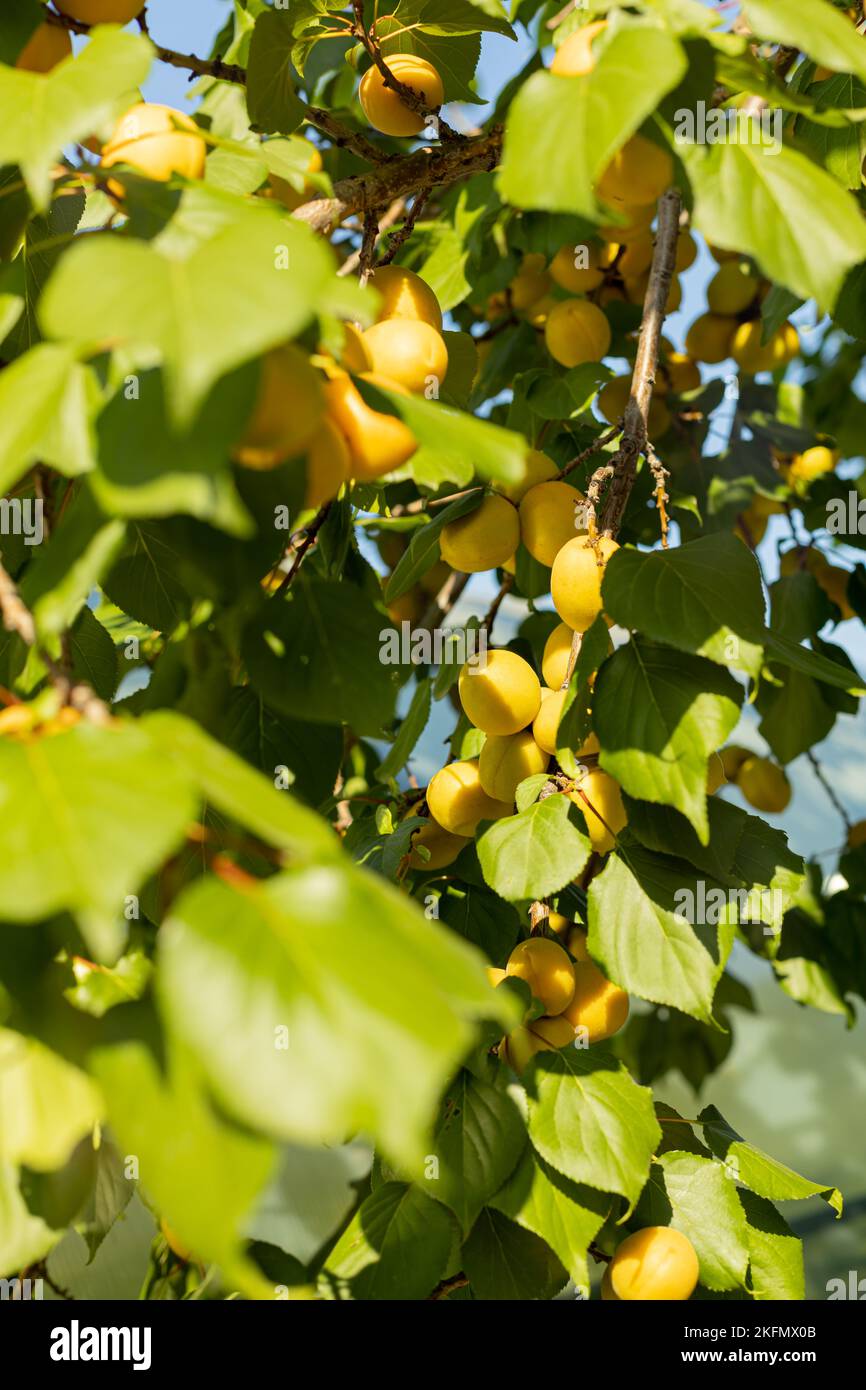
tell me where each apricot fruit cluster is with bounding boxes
[685,248,798,374]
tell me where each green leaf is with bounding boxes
[699,1105,843,1215]
[384,490,482,603]
[416,1069,527,1233]
[246,1141,372,1264]
[0,1161,60,1278]
[525,1048,660,1208]
[499,25,687,216]
[757,667,837,764]
[438,882,521,962]
[587,847,736,1023]
[654,1151,751,1292]
[246,10,306,134]
[490,1146,609,1293]
[321,1183,456,1300]
[462,1206,567,1300]
[377,6,483,106]
[63,941,152,1019]
[21,486,126,640]
[79,1137,136,1263]
[156,868,520,1168]
[91,1040,276,1300]
[242,576,400,737]
[0,344,91,496]
[0,720,198,959]
[0,1029,102,1172]
[682,137,866,313]
[377,679,432,780]
[0,27,154,207]
[223,689,343,807]
[477,795,592,903]
[40,206,369,427]
[737,1188,805,1301]
[594,639,741,844]
[743,0,866,83]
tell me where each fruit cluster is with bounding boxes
[685,247,799,374]
[720,747,791,814]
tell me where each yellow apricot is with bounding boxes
[407,818,471,870]
[542,622,576,691]
[624,270,682,314]
[549,240,617,294]
[706,752,726,795]
[268,140,323,211]
[323,372,417,480]
[340,322,374,373]
[551,20,608,76]
[0,704,39,737]
[499,1016,573,1073]
[561,959,629,1041]
[609,1227,699,1301]
[551,535,619,632]
[16,22,72,71]
[305,416,352,508]
[707,261,759,315]
[497,449,559,504]
[684,312,736,365]
[548,911,572,938]
[597,135,674,207]
[427,760,512,837]
[618,235,654,278]
[359,54,444,137]
[510,254,552,312]
[736,756,791,813]
[675,229,697,272]
[532,689,599,757]
[458,648,541,737]
[597,376,671,437]
[788,446,838,484]
[362,318,449,395]
[569,767,627,854]
[519,481,587,568]
[660,351,701,395]
[234,346,325,470]
[486,966,507,987]
[524,293,559,329]
[367,264,443,331]
[530,1014,576,1047]
[599,203,655,243]
[440,495,520,574]
[545,298,612,368]
[731,319,799,374]
[719,745,752,780]
[479,730,549,803]
[506,937,575,1015]
[565,926,590,962]
[56,0,143,19]
[101,103,206,189]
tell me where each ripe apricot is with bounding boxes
[101,103,206,189]
[440,495,520,574]
[684,312,735,365]
[788,446,838,484]
[362,318,448,396]
[16,22,72,71]
[458,648,541,737]
[427,760,512,837]
[532,688,599,757]
[599,203,655,244]
[506,938,575,1015]
[561,960,629,1041]
[731,319,799,374]
[549,240,617,294]
[386,586,425,625]
[551,535,619,632]
[497,448,559,504]
[706,751,726,795]
[519,481,587,567]
[551,20,608,76]
[268,140,323,211]
[597,135,673,207]
[479,730,549,803]
[569,767,627,854]
[542,622,576,691]
[545,298,612,368]
[55,0,144,19]
[719,744,752,780]
[597,376,671,437]
[340,322,374,373]
[499,1015,574,1073]
[367,264,443,331]
[359,54,444,137]
[510,254,552,312]
[323,371,417,480]
[407,818,470,870]
[624,269,682,314]
[486,966,507,987]
[608,1227,699,1301]
[675,229,698,272]
[305,417,351,508]
[235,346,324,469]
[737,756,791,813]
[660,350,701,395]
[707,261,759,315]
[565,925,590,962]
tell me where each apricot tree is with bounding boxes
[0,0,863,1304]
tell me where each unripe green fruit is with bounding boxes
[506,937,575,1015]
[479,730,549,803]
[519,481,587,567]
[440,495,520,574]
[609,1227,699,1301]
[458,649,541,737]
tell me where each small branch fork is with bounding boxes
[0,560,109,722]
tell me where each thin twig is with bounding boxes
[806,750,852,833]
[560,424,621,480]
[377,189,431,266]
[358,208,383,287]
[273,503,333,597]
[338,199,406,277]
[481,573,514,639]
